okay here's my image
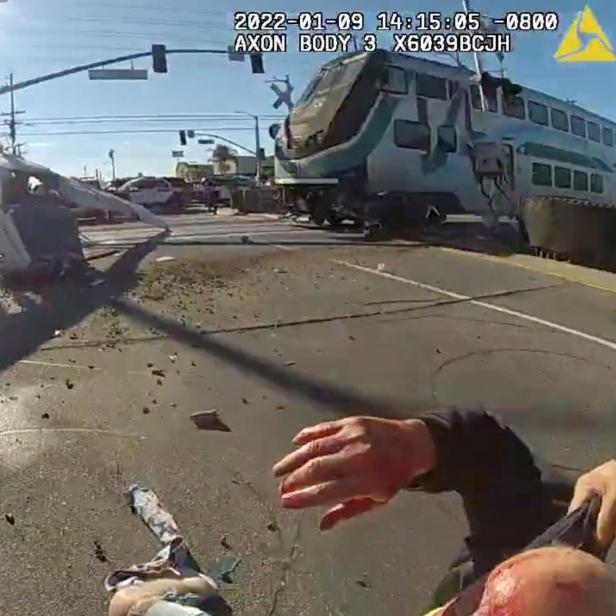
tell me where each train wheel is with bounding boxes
[327,211,345,226]
[310,202,329,226]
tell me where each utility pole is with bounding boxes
[462,0,487,111]
[234,111,261,184]
[108,149,116,182]
[1,73,26,154]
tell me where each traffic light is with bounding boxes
[152,44,168,73]
[250,53,265,74]
[179,130,187,146]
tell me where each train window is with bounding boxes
[573,170,589,191]
[590,173,604,193]
[528,101,549,126]
[602,127,614,146]
[571,115,586,138]
[532,163,552,186]
[587,121,601,142]
[470,85,498,112]
[380,65,408,95]
[554,166,572,188]
[416,73,447,100]
[503,96,525,119]
[437,126,457,152]
[550,109,569,132]
[447,80,459,98]
[394,120,431,151]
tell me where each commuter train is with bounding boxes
[273,49,616,260]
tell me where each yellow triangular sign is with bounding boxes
[554,6,616,62]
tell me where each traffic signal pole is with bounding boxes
[0,48,251,97]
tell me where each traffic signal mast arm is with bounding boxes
[0,48,264,96]
[185,131,258,156]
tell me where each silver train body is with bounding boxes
[274,49,616,252]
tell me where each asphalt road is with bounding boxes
[0,210,615,615]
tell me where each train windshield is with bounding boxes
[296,54,369,105]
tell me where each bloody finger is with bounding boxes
[273,435,344,478]
[320,498,381,531]
[281,476,362,510]
[293,421,342,445]
[279,450,350,493]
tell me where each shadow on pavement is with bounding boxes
[112,296,412,418]
[110,279,564,423]
[0,231,167,373]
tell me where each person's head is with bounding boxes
[440,546,615,615]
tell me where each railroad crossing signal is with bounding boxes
[270,81,294,110]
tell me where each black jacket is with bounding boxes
[410,409,576,583]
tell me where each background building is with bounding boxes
[175,162,214,182]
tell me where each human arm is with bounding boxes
[274,410,575,564]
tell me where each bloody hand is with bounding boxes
[273,416,436,530]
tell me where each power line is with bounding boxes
[17,127,260,136]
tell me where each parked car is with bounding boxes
[162,177,192,208]
[116,177,180,210]
[193,179,232,208]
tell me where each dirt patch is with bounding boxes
[135,261,229,302]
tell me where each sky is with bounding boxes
[0,0,615,179]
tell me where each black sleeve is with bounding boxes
[409,409,577,573]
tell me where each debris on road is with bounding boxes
[53,329,63,338]
[240,235,251,244]
[94,540,108,563]
[377,263,386,273]
[220,535,231,550]
[151,369,165,378]
[156,379,163,386]
[356,579,370,589]
[41,412,50,420]
[169,354,177,363]
[142,407,150,415]
[65,379,74,390]
[147,362,154,368]
[212,555,241,584]
[242,398,249,405]
[5,513,15,526]
[125,483,180,544]
[190,410,231,432]
[155,256,176,263]
[267,522,278,532]
[284,360,295,367]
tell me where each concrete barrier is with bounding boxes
[521,197,616,267]
[231,187,285,214]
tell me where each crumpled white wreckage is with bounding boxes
[0,152,169,280]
